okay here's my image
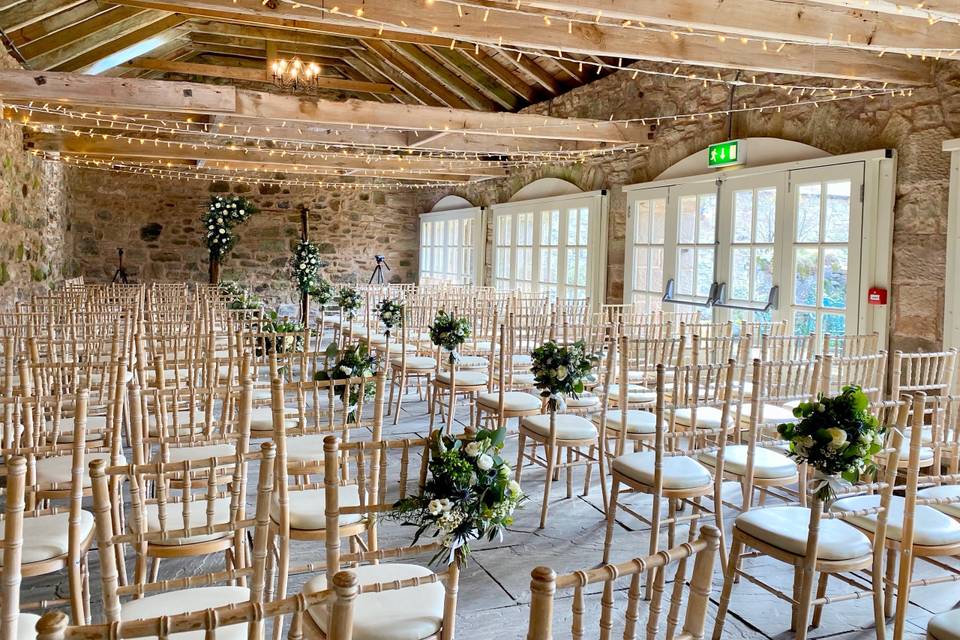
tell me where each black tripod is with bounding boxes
[368,255,390,284]
[111,248,129,284]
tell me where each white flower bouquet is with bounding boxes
[337,287,363,320]
[386,427,524,567]
[530,340,599,410]
[376,298,404,337]
[202,195,258,260]
[428,310,471,363]
[778,385,886,501]
[290,241,332,302]
[219,280,262,310]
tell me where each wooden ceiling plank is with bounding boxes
[362,40,471,109]
[53,14,189,73]
[353,49,444,106]
[509,54,562,94]
[342,55,409,104]
[185,20,360,50]
[464,47,539,103]
[186,32,357,63]
[187,41,350,69]
[5,0,107,48]
[425,46,520,111]
[392,42,499,111]
[19,6,148,60]
[0,0,87,32]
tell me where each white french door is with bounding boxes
[419,207,485,285]
[624,188,667,314]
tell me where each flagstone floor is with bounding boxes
[25,391,959,639]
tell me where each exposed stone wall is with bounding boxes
[426,61,960,352]
[0,50,67,309]
[63,170,421,307]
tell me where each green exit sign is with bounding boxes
[707,140,744,168]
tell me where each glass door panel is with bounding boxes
[494,214,512,290]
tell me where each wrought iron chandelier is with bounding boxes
[271,57,322,91]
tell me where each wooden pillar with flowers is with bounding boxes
[299,205,310,323]
[291,205,333,327]
[202,194,258,284]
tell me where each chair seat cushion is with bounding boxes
[457,355,489,369]
[896,436,934,464]
[15,613,39,640]
[395,356,437,370]
[155,443,236,464]
[674,407,733,430]
[148,411,207,437]
[563,393,599,409]
[928,609,960,640]
[739,403,796,425]
[476,391,541,412]
[832,495,960,547]
[383,343,417,354]
[145,497,233,546]
[612,452,711,490]
[736,506,871,561]
[606,384,656,404]
[435,370,488,387]
[0,510,95,565]
[54,414,108,442]
[285,434,328,464]
[121,586,250,640]
[699,445,797,479]
[917,485,960,519]
[512,354,533,367]
[35,452,125,489]
[271,486,364,531]
[249,405,302,433]
[522,414,597,440]
[598,409,657,434]
[305,563,444,640]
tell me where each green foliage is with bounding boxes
[428,310,471,360]
[376,298,404,334]
[202,195,258,260]
[255,309,304,357]
[336,287,363,320]
[291,240,332,302]
[530,340,599,407]
[385,426,524,567]
[314,342,377,422]
[219,280,263,310]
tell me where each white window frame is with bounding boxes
[418,206,485,285]
[945,139,960,350]
[489,190,608,305]
[624,148,895,342]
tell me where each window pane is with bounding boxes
[794,247,819,306]
[794,311,817,336]
[650,248,663,293]
[567,209,577,245]
[541,248,558,284]
[754,247,774,302]
[678,248,695,295]
[733,190,753,243]
[679,196,696,243]
[822,247,848,309]
[635,248,649,291]
[698,194,716,244]
[756,188,776,243]
[566,250,577,286]
[822,313,846,336]
[796,184,821,242]
[731,248,751,300]
[824,181,851,242]
[578,209,589,245]
[636,201,649,243]
[696,247,714,297]
[577,250,588,286]
[651,199,666,243]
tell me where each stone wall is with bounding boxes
[63,170,421,307]
[425,61,960,352]
[0,49,67,309]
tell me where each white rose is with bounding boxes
[477,454,493,471]
[239,209,245,214]
[795,435,814,457]
[507,480,522,496]
[215,202,222,208]
[556,365,568,381]
[299,263,305,269]
[339,365,352,375]
[438,498,452,512]
[826,427,848,450]
[428,499,443,516]
[498,463,510,477]
[816,403,826,413]
[464,441,481,457]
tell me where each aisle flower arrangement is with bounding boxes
[386,426,524,567]
[377,298,404,338]
[219,280,262,310]
[778,385,885,501]
[255,310,304,357]
[337,287,363,320]
[428,310,471,364]
[530,340,599,410]
[291,240,332,303]
[315,342,377,422]
[203,195,258,260]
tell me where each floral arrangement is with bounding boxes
[291,240,328,298]
[255,310,305,357]
[428,310,471,363]
[219,280,262,310]
[337,287,363,321]
[311,278,334,306]
[778,385,885,501]
[386,426,524,567]
[377,299,404,338]
[203,195,258,260]
[315,342,377,422]
[530,340,599,410]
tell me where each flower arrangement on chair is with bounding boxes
[315,342,377,423]
[428,310,471,364]
[778,385,885,502]
[291,241,332,304]
[337,286,363,321]
[530,340,599,411]
[219,280,262,310]
[255,310,305,357]
[377,298,404,340]
[386,426,525,567]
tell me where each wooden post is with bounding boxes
[299,204,310,325]
[527,566,556,640]
[209,253,220,285]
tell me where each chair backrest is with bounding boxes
[892,349,957,398]
[821,352,888,406]
[822,331,880,357]
[761,333,816,361]
[525,525,722,640]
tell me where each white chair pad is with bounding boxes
[383,343,417,354]
[917,485,960,519]
[832,495,960,547]
[271,486,364,530]
[699,445,797,479]
[563,394,600,409]
[148,411,207,437]
[121,586,250,640]
[249,405,302,433]
[305,563,444,640]
[674,407,733,431]
[435,370,488,387]
[156,443,236,464]
[739,403,796,425]
[53,414,108,441]
[476,391,541,412]
[467,340,493,352]
[928,609,960,640]
[396,356,437,370]
[366,333,388,344]
[598,409,657,434]
[0,510,94,565]
[15,613,39,640]
[897,436,934,463]
[512,354,533,367]
[506,372,536,386]
[145,497,233,546]
[35,452,125,488]
[457,355,489,369]
[736,506,871,561]
[522,414,597,440]
[626,370,653,384]
[285,434,328,463]
[606,384,656,404]
[612,452,711,490]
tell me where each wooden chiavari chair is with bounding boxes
[388,304,437,425]
[760,332,817,361]
[891,349,958,399]
[822,331,881,357]
[428,339,490,436]
[526,525,721,640]
[1,456,40,638]
[474,324,542,432]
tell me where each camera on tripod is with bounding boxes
[369,255,391,284]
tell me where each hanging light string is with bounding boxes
[282,0,942,88]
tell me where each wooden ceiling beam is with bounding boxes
[186,42,350,69]
[5,1,107,47]
[0,70,651,143]
[0,0,87,32]
[186,32,357,63]
[54,14,189,73]
[391,42,499,111]
[18,6,150,61]
[354,49,444,106]
[464,48,539,103]
[184,20,360,50]
[423,46,520,111]
[362,40,472,109]
[509,54,562,94]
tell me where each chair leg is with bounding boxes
[794,563,816,640]
[645,490,662,601]
[134,545,148,591]
[149,557,161,583]
[81,555,91,624]
[884,547,896,613]
[68,554,85,625]
[539,440,556,529]
[565,446,574,499]
[602,478,620,564]
[515,432,526,483]
[387,369,396,416]
[582,445,594,497]
[711,533,743,640]
[811,572,829,628]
